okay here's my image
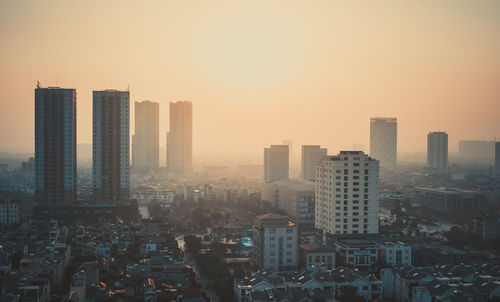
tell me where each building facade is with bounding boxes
[315,151,379,244]
[133,100,159,170]
[301,145,327,181]
[496,142,500,176]
[427,132,448,172]
[0,199,21,225]
[253,213,298,271]
[370,117,397,168]
[93,90,130,201]
[166,101,193,176]
[35,86,77,204]
[379,241,412,267]
[264,145,289,183]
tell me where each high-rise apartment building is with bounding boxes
[427,132,448,172]
[264,145,289,183]
[495,142,500,176]
[301,145,327,181]
[133,100,159,170]
[370,117,397,168]
[35,87,77,204]
[93,90,130,201]
[315,151,379,245]
[253,213,298,271]
[166,101,192,176]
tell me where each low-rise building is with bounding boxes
[334,238,378,272]
[253,213,298,272]
[298,243,336,269]
[0,199,20,226]
[415,187,487,213]
[379,241,412,267]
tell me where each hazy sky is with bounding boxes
[1,0,499,162]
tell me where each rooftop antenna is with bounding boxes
[36,81,40,88]
[127,84,130,92]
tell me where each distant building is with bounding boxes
[35,86,77,204]
[0,199,20,225]
[253,213,298,271]
[473,217,500,240]
[496,142,500,176]
[92,89,130,202]
[133,101,159,170]
[167,101,192,176]
[427,132,448,172]
[415,187,487,213]
[334,238,378,272]
[261,179,315,243]
[379,241,412,267]
[315,151,380,245]
[21,157,34,172]
[301,145,327,181]
[298,243,336,269]
[458,140,496,164]
[370,117,397,168]
[264,145,289,183]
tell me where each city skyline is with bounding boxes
[1,1,500,158]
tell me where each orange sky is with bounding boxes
[1,0,499,162]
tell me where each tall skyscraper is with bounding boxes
[495,142,500,176]
[264,145,289,182]
[315,151,379,244]
[301,145,327,181]
[35,86,77,204]
[93,90,130,201]
[133,100,159,170]
[166,101,193,176]
[427,132,448,172]
[370,117,397,168]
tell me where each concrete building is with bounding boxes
[496,142,500,176]
[427,132,448,172]
[92,90,130,202]
[315,151,380,245]
[458,140,496,164]
[379,241,412,267]
[133,101,159,170]
[261,179,315,243]
[334,239,379,272]
[415,187,487,213]
[298,243,336,269]
[370,117,397,168]
[166,101,192,176]
[253,213,298,271]
[301,145,327,181]
[0,199,20,225]
[264,145,289,183]
[35,86,77,204]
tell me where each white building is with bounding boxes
[427,132,448,172]
[370,117,397,168]
[93,89,130,201]
[315,151,379,245]
[0,199,20,225]
[253,213,298,271]
[264,145,289,183]
[301,145,327,181]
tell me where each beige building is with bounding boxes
[264,145,289,183]
[315,151,380,245]
[301,145,327,181]
[370,117,397,168]
[167,101,193,176]
[133,100,159,170]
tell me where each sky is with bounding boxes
[1,0,499,163]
